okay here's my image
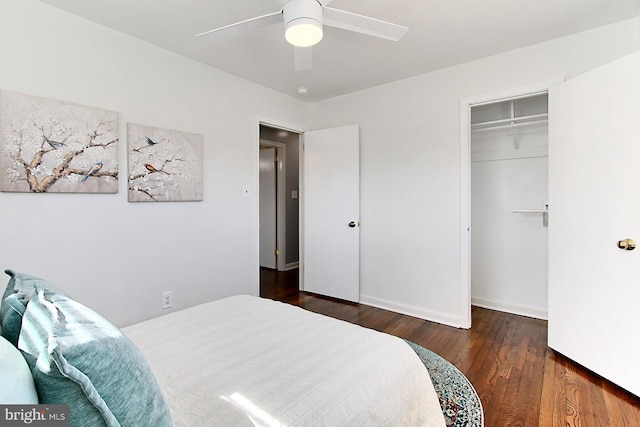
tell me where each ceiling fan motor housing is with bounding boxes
[284,0,324,47]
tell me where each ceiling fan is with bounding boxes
[195,0,408,70]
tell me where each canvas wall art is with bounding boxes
[127,123,203,202]
[0,90,118,193]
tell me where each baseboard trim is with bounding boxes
[471,297,548,320]
[283,262,299,271]
[359,294,465,329]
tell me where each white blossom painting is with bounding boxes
[0,91,118,193]
[127,123,203,202]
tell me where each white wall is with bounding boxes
[310,18,640,327]
[0,0,309,327]
[471,147,548,318]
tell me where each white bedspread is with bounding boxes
[122,295,445,426]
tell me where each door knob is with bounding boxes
[348,221,358,228]
[617,238,636,250]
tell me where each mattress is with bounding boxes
[122,295,445,426]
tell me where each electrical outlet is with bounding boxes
[161,291,173,309]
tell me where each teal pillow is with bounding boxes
[0,293,26,346]
[19,288,172,427]
[0,335,39,404]
[0,269,16,304]
[0,270,18,338]
[1,270,65,346]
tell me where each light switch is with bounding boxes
[291,190,298,199]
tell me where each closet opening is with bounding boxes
[469,92,549,320]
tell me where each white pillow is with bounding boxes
[0,335,38,404]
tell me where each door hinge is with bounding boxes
[274,249,279,256]
[274,154,279,162]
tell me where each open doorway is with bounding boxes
[460,83,554,328]
[469,93,549,319]
[259,124,301,294]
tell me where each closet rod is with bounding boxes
[471,118,548,133]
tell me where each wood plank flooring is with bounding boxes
[260,268,640,426]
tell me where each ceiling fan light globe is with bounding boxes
[285,19,323,47]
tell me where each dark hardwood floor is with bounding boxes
[260,268,640,426]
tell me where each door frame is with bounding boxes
[255,117,307,284]
[459,81,559,328]
[259,141,285,270]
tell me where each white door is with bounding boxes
[548,50,640,396]
[302,124,360,302]
[259,147,277,269]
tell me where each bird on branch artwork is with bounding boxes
[0,91,119,193]
[82,162,104,182]
[127,123,203,202]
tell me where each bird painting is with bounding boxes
[82,162,103,182]
[44,137,66,150]
[144,163,168,175]
[128,123,202,202]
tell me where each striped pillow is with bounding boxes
[18,288,172,427]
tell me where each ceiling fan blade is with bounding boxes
[195,11,282,39]
[323,7,408,41]
[294,46,312,70]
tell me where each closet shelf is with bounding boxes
[471,113,548,133]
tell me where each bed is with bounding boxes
[123,295,445,426]
[1,270,446,426]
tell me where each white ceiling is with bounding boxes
[38,0,640,102]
